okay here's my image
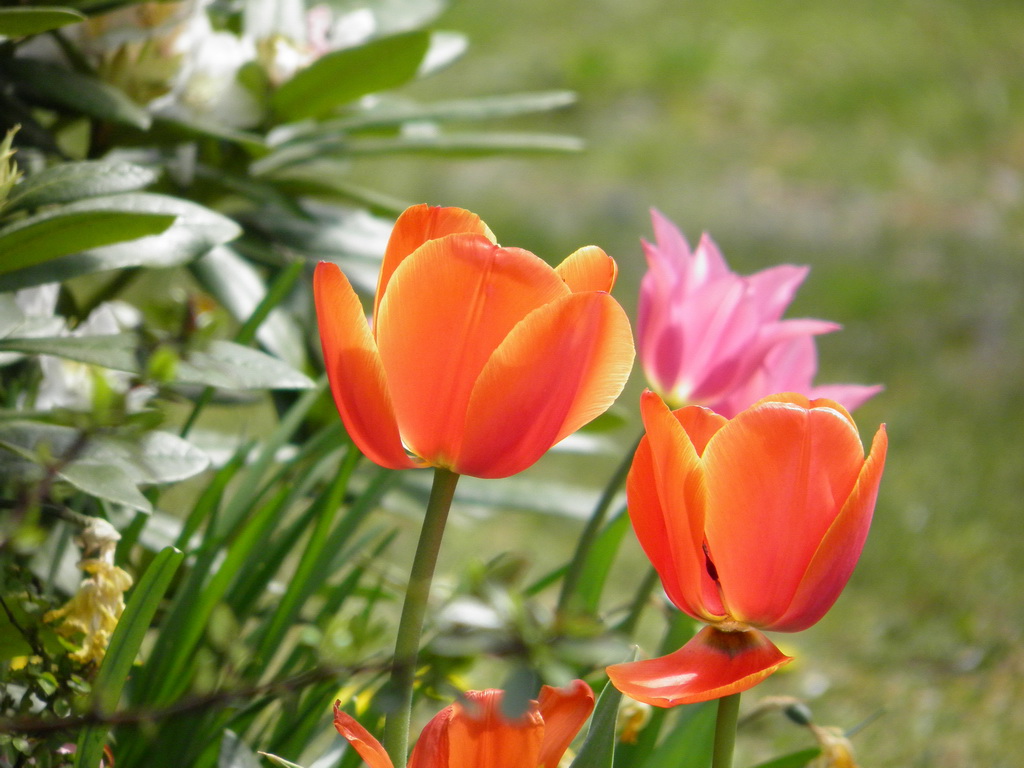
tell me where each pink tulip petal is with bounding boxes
[606,625,792,707]
[333,704,395,768]
[702,397,866,627]
[314,262,418,470]
[774,424,888,631]
[457,292,634,478]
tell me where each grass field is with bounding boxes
[345,1,1024,764]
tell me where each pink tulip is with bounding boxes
[637,210,877,414]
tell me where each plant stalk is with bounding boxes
[381,467,460,768]
[712,692,742,768]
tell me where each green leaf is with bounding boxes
[75,546,184,768]
[639,702,715,768]
[4,160,159,214]
[0,208,175,275]
[575,510,631,614]
[0,422,209,512]
[300,91,578,134]
[175,340,314,390]
[271,31,431,121]
[0,194,241,291]
[0,333,141,371]
[0,7,86,37]
[257,753,305,768]
[191,247,308,370]
[748,749,821,768]
[570,676,628,768]
[2,58,150,129]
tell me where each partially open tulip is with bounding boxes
[607,390,887,706]
[314,204,635,479]
[636,210,876,415]
[333,680,595,768]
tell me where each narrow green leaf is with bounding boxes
[2,58,150,128]
[4,161,159,214]
[0,333,140,371]
[575,510,631,614]
[74,546,184,768]
[0,209,175,275]
[271,31,431,121]
[300,91,578,134]
[345,132,585,156]
[0,7,86,37]
[570,676,629,768]
[258,753,306,768]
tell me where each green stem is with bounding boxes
[382,467,460,768]
[712,692,742,768]
[556,432,643,616]
[615,565,660,637]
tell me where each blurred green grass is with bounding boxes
[347,0,1024,764]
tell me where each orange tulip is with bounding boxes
[607,390,887,706]
[314,205,635,479]
[333,680,595,768]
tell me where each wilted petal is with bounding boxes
[333,704,395,768]
[536,680,596,768]
[606,626,792,707]
[314,262,418,470]
[457,292,633,478]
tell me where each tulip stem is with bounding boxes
[556,432,642,617]
[382,466,460,768]
[712,692,741,768]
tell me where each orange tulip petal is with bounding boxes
[536,680,595,768]
[774,424,888,631]
[675,404,728,456]
[447,690,544,768]
[313,262,418,470]
[333,703,394,768]
[374,205,495,327]
[554,245,618,293]
[456,291,633,478]
[633,392,725,620]
[376,236,568,468]
[606,626,792,707]
[408,703,453,768]
[703,398,867,626]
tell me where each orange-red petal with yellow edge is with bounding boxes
[536,680,595,768]
[634,392,725,621]
[374,205,495,328]
[674,403,728,457]
[455,291,633,478]
[313,262,418,470]
[446,690,544,768]
[554,245,618,293]
[376,235,568,469]
[606,626,792,707]
[773,424,888,631]
[333,703,394,768]
[702,397,867,627]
